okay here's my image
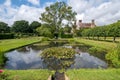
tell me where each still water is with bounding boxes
[5,41,108,69]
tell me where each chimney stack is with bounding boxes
[79,20,82,23]
[92,19,95,24]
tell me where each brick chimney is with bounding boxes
[79,20,82,23]
[92,19,95,24]
[91,19,96,28]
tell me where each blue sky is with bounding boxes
[0,0,67,7]
[0,0,120,26]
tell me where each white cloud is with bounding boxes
[0,0,44,26]
[4,0,11,6]
[27,0,40,6]
[13,5,44,24]
[67,0,120,26]
[1,0,120,26]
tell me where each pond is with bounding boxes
[4,41,108,70]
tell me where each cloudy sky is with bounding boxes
[0,0,120,26]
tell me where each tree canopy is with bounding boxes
[12,20,29,33]
[0,22,10,33]
[40,2,77,36]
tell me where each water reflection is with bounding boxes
[5,48,43,69]
[5,41,108,70]
[71,53,107,69]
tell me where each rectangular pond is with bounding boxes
[4,40,108,70]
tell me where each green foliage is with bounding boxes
[0,22,10,33]
[41,47,75,59]
[41,37,50,41]
[81,21,120,41]
[62,26,72,33]
[29,21,41,33]
[40,2,76,37]
[41,47,76,71]
[0,33,14,39]
[0,72,9,80]
[61,33,73,38]
[88,47,106,54]
[0,53,6,68]
[12,20,29,33]
[106,43,120,67]
[36,24,53,38]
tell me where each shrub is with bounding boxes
[0,53,7,68]
[61,33,73,38]
[106,43,120,68]
[88,47,106,54]
[41,37,50,41]
[41,47,76,71]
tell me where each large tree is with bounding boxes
[40,2,77,38]
[0,22,10,33]
[36,24,53,38]
[29,21,41,33]
[12,20,29,33]
[107,21,120,42]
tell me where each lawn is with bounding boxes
[66,69,120,80]
[1,69,52,80]
[1,69,120,80]
[74,38,118,51]
[0,37,42,53]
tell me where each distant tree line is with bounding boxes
[0,20,73,39]
[81,21,120,42]
[0,20,41,39]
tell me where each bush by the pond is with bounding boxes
[41,37,50,41]
[41,47,76,71]
[41,47,75,59]
[106,43,120,68]
[0,52,7,68]
[88,47,106,54]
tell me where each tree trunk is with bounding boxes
[97,36,99,40]
[104,36,106,40]
[113,36,116,42]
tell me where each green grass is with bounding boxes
[0,37,42,53]
[1,69,120,80]
[74,38,117,51]
[0,37,42,67]
[1,69,52,80]
[66,69,120,80]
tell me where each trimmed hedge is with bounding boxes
[0,33,14,39]
[61,33,73,38]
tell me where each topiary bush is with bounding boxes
[41,47,76,71]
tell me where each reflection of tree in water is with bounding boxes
[43,57,74,71]
[17,46,30,53]
[71,44,91,52]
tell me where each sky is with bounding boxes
[0,0,120,26]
